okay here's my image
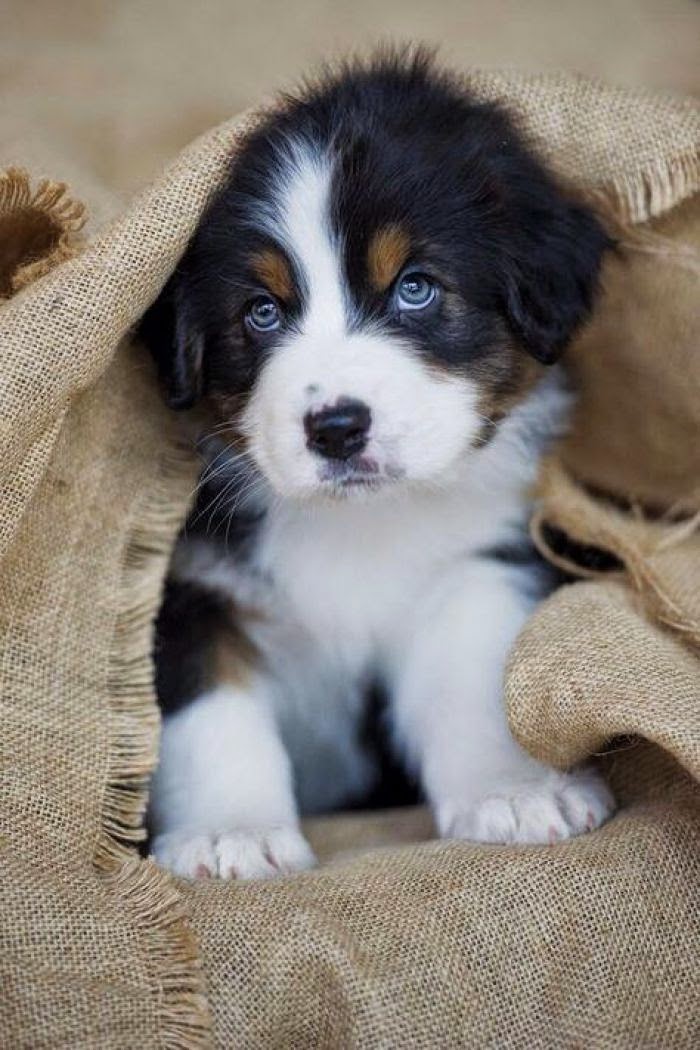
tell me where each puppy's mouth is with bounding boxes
[317,455,404,496]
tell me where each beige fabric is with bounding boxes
[507,578,700,776]
[4,0,699,196]
[558,194,700,509]
[1,71,699,1048]
[190,747,699,1049]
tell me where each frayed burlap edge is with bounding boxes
[97,443,196,867]
[96,441,212,1048]
[0,167,86,298]
[103,858,211,1050]
[600,147,700,226]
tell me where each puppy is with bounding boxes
[143,50,615,880]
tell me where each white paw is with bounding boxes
[437,767,615,845]
[151,826,316,880]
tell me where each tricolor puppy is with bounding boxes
[143,52,615,880]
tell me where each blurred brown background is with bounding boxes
[2,0,699,195]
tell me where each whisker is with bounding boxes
[188,444,253,505]
[190,467,243,526]
[222,475,267,546]
[200,458,266,539]
[202,476,243,534]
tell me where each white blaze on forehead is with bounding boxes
[241,139,486,502]
[272,142,346,337]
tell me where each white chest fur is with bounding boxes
[252,469,526,661]
[176,370,569,673]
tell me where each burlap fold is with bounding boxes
[1,71,698,1048]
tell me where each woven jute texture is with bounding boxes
[1,71,698,1049]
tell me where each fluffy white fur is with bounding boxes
[150,144,615,879]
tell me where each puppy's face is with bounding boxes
[147,54,609,501]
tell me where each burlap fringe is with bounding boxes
[97,446,195,868]
[103,858,212,1050]
[0,167,87,297]
[600,149,700,226]
[97,441,211,1047]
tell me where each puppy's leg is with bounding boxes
[149,581,314,879]
[150,682,315,878]
[390,557,615,844]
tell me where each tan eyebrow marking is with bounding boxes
[251,248,294,301]
[367,224,411,292]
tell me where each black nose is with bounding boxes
[304,399,371,461]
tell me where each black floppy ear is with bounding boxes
[139,278,204,410]
[505,199,611,365]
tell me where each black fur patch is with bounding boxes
[479,527,621,595]
[538,522,623,575]
[154,580,230,714]
[154,580,256,714]
[141,48,611,410]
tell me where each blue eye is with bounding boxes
[396,272,437,311]
[246,296,281,332]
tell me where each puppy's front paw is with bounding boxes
[151,826,316,880]
[438,767,615,845]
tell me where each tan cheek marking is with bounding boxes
[367,225,411,292]
[251,248,293,301]
[473,345,543,445]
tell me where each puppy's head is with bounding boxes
[145,51,610,500]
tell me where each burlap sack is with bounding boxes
[1,72,698,1049]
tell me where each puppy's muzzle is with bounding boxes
[304,398,371,461]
